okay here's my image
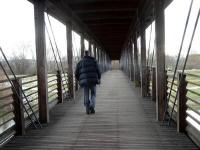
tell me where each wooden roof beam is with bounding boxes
[79,11,135,21]
[69,2,138,13]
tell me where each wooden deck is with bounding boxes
[2,70,198,149]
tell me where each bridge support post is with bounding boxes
[96,47,99,62]
[94,44,96,59]
[151,67,156,102]
[128,47,131,78]
[146,66,151,96]
[141,23,147,97]
[89,39,92,54]
[34,0,49,123]
[155,0,166,121]
[66,21,75,99]
[130,40,134,81]
[177,73,187,132]
[126,48,129,77]
[81,33,85,58]
[57,70,63,103]
[12,79,25,135]
[133,34,140,87]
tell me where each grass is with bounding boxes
[167,70,200,118]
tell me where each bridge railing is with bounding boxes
[165,71,200,146]
[0,78,15,144]
[0,70,69,145]
[166,71,179,121]
[185,73,200,146]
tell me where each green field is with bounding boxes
[167,69,200,113]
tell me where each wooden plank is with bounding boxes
[155,0,166,121]
[66,21,75,99]
[34,0,49,123]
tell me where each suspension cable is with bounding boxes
[163,0,194,122]
[168,7,200,126]
[0,47,41,128]
[45,24,69,94]
[72,31,81,62]
[45,25,60,70]
[46,14,68,92]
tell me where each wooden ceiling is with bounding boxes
[66,0,145,59]
[31,0,172,59]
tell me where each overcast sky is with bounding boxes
[0,0,199,59]
[145,0,200,56]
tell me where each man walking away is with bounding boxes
[75,50,101,114]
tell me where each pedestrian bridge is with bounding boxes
[0,0,200,149]
[1,71,198,149]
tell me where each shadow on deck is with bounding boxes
[2,70,198,149]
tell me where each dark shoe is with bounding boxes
[90,107,95,114]
[86,107,90,114]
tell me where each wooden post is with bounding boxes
[89,40,92,54]
[130,40,134,81]
[12,79,25,135]
[81,33,85,58]
[152,67,156,102]
[94,44,96,59]
[66,21,75,99]
[155,0,166,121]
[125,49,128,75]
[34,0,49,123]
[57,70,63,103]
[128,47,131,78]
[101,50,104,72]
[177,73,187,132]
[146,66,151,96]
[97,48,101,69]
[96,47,99,61]
[140,22,147,97]
[133,34,140,87]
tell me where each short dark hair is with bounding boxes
[84,50,89,56]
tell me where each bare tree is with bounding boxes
[10,43,36,75]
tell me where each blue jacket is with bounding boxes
[75,56,101,87]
